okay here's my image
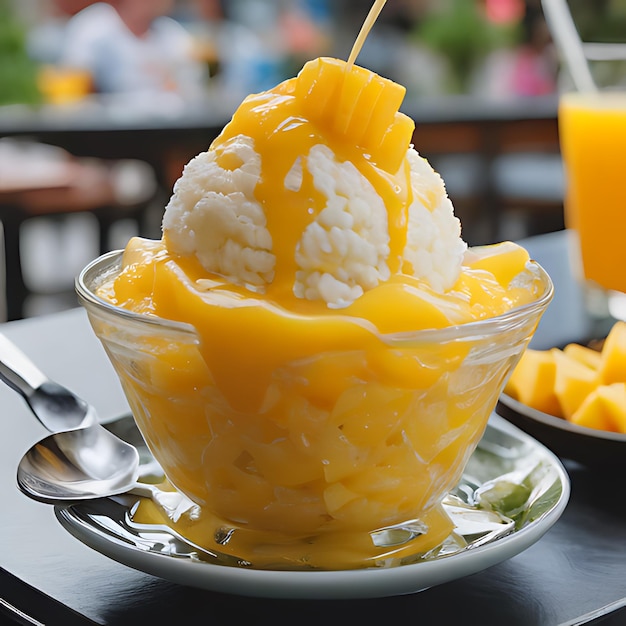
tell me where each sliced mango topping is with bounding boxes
[295,57,415,173]
[465,241,530,288]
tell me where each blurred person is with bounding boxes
[277,0,332,79]
[508,6,556,96]
[178,0,284,99]
[177,0,223,78]
[177,0,333,98]
[473,2,557,98]
[26,1,96,65]
[58,0,207,98]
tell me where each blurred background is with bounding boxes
[4,0,564,102]
[0,0,624,321]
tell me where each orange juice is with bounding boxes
[559,92,626,293]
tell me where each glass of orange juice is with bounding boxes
[543,0,626,319]
[559,92,626,295]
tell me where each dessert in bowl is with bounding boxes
[76,56,553,570]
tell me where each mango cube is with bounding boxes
[598,321,626,384]
[295,57,415,173]
[465,241,530,288]
[553,349,598,420]
[504,348,561,416]
[571,383,626,433]
[506,320,626,433]
[563,342,602,370]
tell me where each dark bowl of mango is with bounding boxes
[497,321,626,468]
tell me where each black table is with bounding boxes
[1,230,625,625]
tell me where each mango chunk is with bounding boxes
[598,321,626,384]
[376,112,418,173]
[504,348,561,417]
[465,241,531,288]
[506,321,626,433]
[571,383,626,433]
[339,70,384,136]
[562,343,602,370]
[553,350,599,420]
[323,482,359,514]
[295,57,414,173]
[361,84,405,150]
[297,56,344,120]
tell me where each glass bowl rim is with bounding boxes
[75,249,554,343]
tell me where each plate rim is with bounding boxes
[54,414,570,599]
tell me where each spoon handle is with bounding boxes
[0,333,96,432]
[0,334,47,399]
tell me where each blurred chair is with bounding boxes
[0,139,158,320]
[490,149,565,240]
[429,152,488,245]
[484,107,564,241]
[418,123,563,245]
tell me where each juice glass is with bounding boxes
[559,92,626,295]
[543,0,626,316]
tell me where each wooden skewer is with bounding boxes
[347,0,387,70]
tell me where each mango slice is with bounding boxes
[598,321,626,384]
[563,342,602,370]
[553,349,598,420]
[295,57,415,173]
[571,383,626,433]
[465,241,530,288]
[504,348,561,417]
[505,320,626,433]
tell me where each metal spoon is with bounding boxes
[0,333,140,503]
[0,335,252,566]
[16,425,144,504]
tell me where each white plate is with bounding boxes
[55,413,569,599]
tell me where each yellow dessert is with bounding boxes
[79,25,552,568]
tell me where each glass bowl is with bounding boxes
[76,250,553,570]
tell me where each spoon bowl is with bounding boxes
[17,424,252,566]
[17,424,140,503]
[0,333,141,503]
